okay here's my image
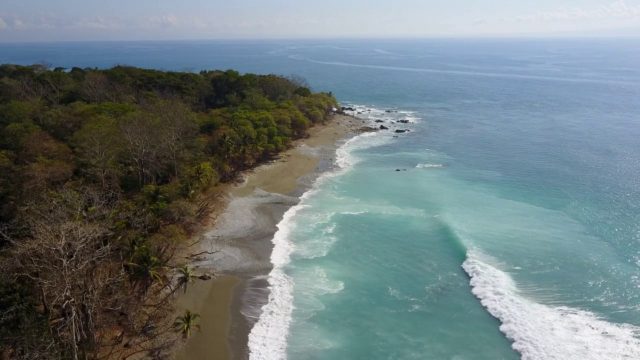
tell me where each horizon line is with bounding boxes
[1,34,640,45]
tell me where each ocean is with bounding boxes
[3,38,640,359]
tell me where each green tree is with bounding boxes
[173,310,200,339]
[127,245,166,294]
[176,265,196,294]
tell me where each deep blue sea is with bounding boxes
[3,39,640,359]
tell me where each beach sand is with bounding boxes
[174,114,361,360]
[174,275,240,360]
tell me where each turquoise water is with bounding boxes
[4,39,640,359]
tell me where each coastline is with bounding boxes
[174,114,362,360]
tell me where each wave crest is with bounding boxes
[416,163,444,169]
[462,251,640,360]
[248,104,405,359]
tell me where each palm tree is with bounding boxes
[177,265,196,294]
[174,310,200,339]
[127,245,165,293]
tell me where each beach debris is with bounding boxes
[186,249,220,259]
[358,126,379,133]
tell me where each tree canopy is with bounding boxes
[0,64,337,359]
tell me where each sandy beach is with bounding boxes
[174,114,362,360]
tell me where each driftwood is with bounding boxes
[185,250,220,259]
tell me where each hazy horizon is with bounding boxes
[1,0,640,42]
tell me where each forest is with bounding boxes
[0,64,337,359]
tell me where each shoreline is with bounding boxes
[174,114,362,359]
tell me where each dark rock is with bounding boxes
[395,169,401,171]
[198,274,212,280]
[375,120,384,123]
[379,125,389,130]
[398,119,410,124]
[341,106,355,112]
[395,129,409,133]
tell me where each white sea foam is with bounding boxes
[248,104,417,359]
[293,233,337,259]
[248,105,401,359]
[340,103,421,125]
[416,163,445,169]
[295,56,636,86]
[247,201,305,360]
[462,251,640,360]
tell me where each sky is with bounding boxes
[0,0,639,41]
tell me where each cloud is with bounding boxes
[0,13,183,34]
[144,14,179,29]
[473,19,487,26]
[513,0,640,23]
[13,18,26,30]
[71,16,125,30]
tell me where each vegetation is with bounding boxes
[173,311,200,339]
[0,64,337,359]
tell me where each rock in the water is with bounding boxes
[395,129,409,133]
[375,120,384,123]
[395,169,401,171]
[379,125,389,130]
[398,119,410,123]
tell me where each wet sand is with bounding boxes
[174,114,361,360]
[174,275,240,360]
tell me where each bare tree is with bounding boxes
[81,72,112,103]
[119,102,198,186]
[119,113,162,186]
[153,101,198,179]
[288,74,310,89]
[73,118,123,189]
[5,189,118,360]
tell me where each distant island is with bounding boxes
[0,64,338,359]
